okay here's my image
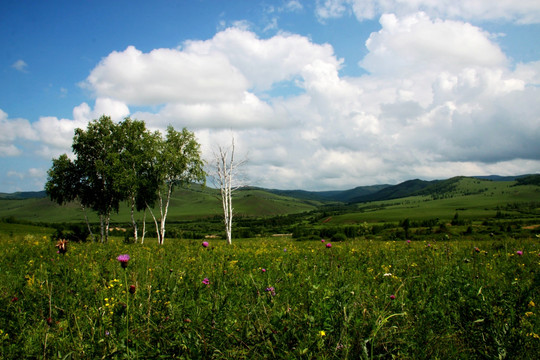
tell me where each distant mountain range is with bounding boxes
[255,174,538,203]
[1,174,537,203]
[0,190,47,200]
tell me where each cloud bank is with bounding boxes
[2,8,539,190]
[316,0,540,24]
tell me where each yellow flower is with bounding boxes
[529,301,535,308]
[319,330,326,337]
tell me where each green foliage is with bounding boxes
[50,223,90,242]
[44,117,206,244]
[0,234,538,359]
[330,232,347,242]
[514,174,540,187]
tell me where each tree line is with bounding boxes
[45,116,205,244]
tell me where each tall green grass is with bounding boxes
[1,233,538,359]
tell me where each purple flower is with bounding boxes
[406,240,411,244]
[516,250,523,256]
[326,243,332,248]
[390,294,396,300]
[202,241,209,248]
[116,254,130,268]
[202,278,210,285]
[261,268,266,273]
[265,287,276,296]
[321,239,325,243]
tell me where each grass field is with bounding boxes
[0,177,539,358]
[1,232,538,359]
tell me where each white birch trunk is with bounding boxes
[146,202,161,244]
[158,184,173,245]
[80,203,95,242]
[99,215,105,243]
[141,209,147,244]
[214,137,244,245]
[104,215,110,243]
[130,195,138,243]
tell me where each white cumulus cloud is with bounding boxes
[7,14,540,191]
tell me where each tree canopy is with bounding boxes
[45,116,205,243]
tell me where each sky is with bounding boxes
[1,0,540,192]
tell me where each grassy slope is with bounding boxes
[0,186,321,224]
[328,178,540,224]
[0,177,537,226]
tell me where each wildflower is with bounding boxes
[261,268,266,273]
[406,240,411,244]
[265,287,276,296]
[529,301,535,307]
[474,247,480,253]
[202,241,209,248]
[390,294,396,300]
[516,250,523,256]
[129,285,136,294]
[116,254,130,268]
[283,248,287,252]
[326,243,332,248]
[321,239,325,243]
[105,330,110,336]
[11,297,18,303]
[55,239,68,254]
[202,278,210,285]
[319,330,326,337]
[383,273,392,277]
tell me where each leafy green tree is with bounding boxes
[401,218,411,239]
[46,117,204,245]
[45,154,95,241]
[71,116,124,242]
[146,126,206,245]
[116,118,161,243]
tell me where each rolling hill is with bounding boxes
[0,185,323,224]
[0,174,538,224]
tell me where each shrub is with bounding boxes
[331,232,347,242]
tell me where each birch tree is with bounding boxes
[116,118,160,243]
[212,137,246,245]
[71,116,124,243]
[146,126,206,245]
[46,118,204,245]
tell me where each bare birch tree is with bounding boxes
[212,137,246,245]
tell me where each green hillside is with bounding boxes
[327,177,540,224]
[0,185,321,224]
[1,176,538,231]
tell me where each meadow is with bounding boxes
[1,229,538,359]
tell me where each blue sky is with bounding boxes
[1,0,540,192]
